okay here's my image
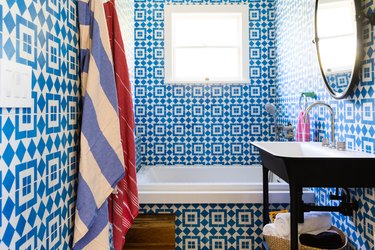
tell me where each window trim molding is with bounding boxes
[164,4,250,84]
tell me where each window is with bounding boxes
[165,5,249,84]
[317,0,356,73]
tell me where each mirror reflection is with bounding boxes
[315,0,359,97]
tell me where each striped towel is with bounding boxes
[103,1,139,249]
[74,0,125,249]
[296,111,310,142]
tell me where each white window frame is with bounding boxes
[165,5,249,84]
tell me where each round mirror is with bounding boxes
[314,0,361,99]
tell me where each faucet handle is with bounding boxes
[337,141,346,151]
[322,138,329,147]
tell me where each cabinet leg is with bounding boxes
[290,185,302,250]
[263,166,270,226]
[298,187,304,223]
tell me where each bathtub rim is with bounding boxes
[137,164,315,204]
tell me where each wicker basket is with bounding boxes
[264,226,347,250]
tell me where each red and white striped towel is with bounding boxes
[104,1,139,249]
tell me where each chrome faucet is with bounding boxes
[265,103,294,141]
[304,101,336,148]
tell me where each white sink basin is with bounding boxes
[251,141,375,187]
[252,142,375,158]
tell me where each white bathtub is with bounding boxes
[137,165,315,204]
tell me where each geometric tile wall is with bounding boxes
[133,0,277,166]
[0,0,79,249]
[140,203,289,250]
[275,0,375,248]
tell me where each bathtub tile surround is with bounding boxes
[0,0,79,249]
[134,0,277,166]
[140,203,288,250]
[275,0,375,248]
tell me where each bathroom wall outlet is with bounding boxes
[0,59,33,107]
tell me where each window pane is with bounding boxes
[174,48,241,81]
[172,13,242,47]
[319,35,356,72]
[317,0,355,38]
